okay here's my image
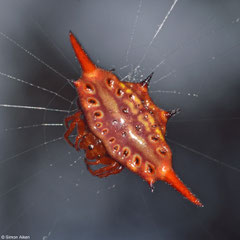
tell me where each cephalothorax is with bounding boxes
[64,32,202,207]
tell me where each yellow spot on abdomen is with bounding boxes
[126,88,133,94]
[155,128,164,140]
[123,99,139,115]
[147,114,155,125]
[119,83,126,89]
[137,114,150,132]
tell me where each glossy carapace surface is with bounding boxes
[64,32,202,207]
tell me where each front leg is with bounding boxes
[64,111,85,148]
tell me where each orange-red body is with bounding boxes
[64,32,202,207]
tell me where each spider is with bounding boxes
[64,32,202,207]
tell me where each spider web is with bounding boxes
[0,0,240,239]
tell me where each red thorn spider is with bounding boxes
[64,32,202,207]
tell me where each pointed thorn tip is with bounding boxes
[69,33,96,73]
[166,108,181,119]
[163,169,202,207]
[141,72,154,87]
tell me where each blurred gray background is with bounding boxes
[0,0,239,239]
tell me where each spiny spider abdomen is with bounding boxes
[64,32,202,207]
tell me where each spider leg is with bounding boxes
[85,157,123,178]
[96,166,123,178]
[64,111,85,148]
[85,156,114,165]
[86,162,122,178]
[64,121,77,147]
[64,111,81,128]
[74,119,88,150]
[84,159,100,166]
[94,163,123,178]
